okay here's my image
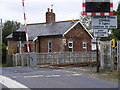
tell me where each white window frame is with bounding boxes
[48,41,52,53]
[68,41,73,52]
[82,41,87,51]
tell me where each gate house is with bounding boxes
[6,8,93,54]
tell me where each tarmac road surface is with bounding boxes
[1,67,118,89]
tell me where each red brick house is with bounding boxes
[6,8,93,54]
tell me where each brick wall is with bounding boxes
[36,36,63,53]
[7,40,34,54]
[64,23,92,52]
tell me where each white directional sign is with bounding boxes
[94,29,108,37]
[92,16,118,29]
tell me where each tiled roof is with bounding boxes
[6,20,78,40]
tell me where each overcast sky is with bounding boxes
[0,0,120,24]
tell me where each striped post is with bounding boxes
[22,0,30,52]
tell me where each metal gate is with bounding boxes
[100,40,119,71]
[99,41,112,71]
[117,41,120,71]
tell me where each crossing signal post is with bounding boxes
[82,0,114,73]
[110,39,116,71]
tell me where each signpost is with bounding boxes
[92,16,118,29]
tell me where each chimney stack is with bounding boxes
[51,9,53,13]
[46,8,55,23]
[48,8,50,12]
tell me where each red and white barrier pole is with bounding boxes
[22,0,30,52]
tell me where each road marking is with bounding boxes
[66,74,82,77]
[55,70,78,74]
[0,75,30,89]
[24,75,44,78]
[72,74,82,76]
[45,75,61,78]
[24,74,61,78]
[23,73,82,79]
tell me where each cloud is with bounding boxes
[0,0,119,24]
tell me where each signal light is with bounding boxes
[111,39,115,48]
[86,2,110,13]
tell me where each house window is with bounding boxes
[48,41,52,52]
[82,41,87,51]
[68,41,73,52]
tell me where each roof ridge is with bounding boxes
[27,19,80,25]
[55,19,79,23]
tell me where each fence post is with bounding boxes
[21,53,23,66]
[57,52,59,64]
[15,54,17,66]
[117,41,120,71]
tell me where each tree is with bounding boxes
[80,15,92,30]
[2,20,21,45]
[112,3,120,40]
[2,20,20,64]
[2,43,6,64]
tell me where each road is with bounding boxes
[0,66,118,89]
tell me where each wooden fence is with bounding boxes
[11,51,96,67]
[37,52,96,65]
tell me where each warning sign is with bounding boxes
[94,29,108,37]
[102,44,107,49]
[92,16,118,29]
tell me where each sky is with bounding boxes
[0,0,120,24]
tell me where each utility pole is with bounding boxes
[0,19,3,65]
[96,38,100,73]
[0,19,2,43]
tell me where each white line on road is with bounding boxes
[46,75,61,78]
[23,73,82,79]
[66,74,82,77]
[24,75,44,78]
[24,74,61,78]
[0,75,30,89]
[72,74,82,76]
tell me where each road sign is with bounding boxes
[102,44,107,49]
[13,31,26,41]
[94,29,108,37]
[92,16,118,29]
[8,49,14,55]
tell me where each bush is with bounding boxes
[2,43,6,64]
